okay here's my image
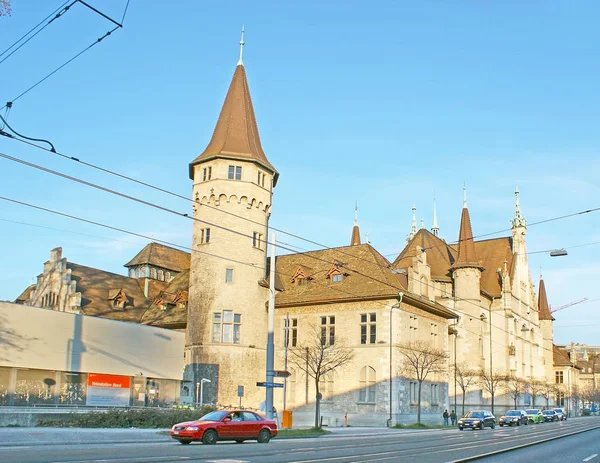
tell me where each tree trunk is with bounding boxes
[417,381,422,424]
[514,397,517,409]
[532,394,535,408]
[314,382,321,428]
[491,389,495,414]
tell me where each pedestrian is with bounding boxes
[443,409,449,426]
[450,410,457,425]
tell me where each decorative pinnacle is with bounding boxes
[420,218,425,229]
[238,25,245,65]
[432,196,439,236]
[511,186,527,229]
[354,201,358,225]
[463,183,467,208]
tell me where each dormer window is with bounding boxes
[332,274,343,283]
[291,265,314,286]
[228,165,242,180]
[326,263,348,283]
[108,289,128,309]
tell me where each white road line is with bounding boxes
[583,455,598,462]
[53,457,190,463]
[0,446,32,450]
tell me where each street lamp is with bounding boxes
[388,292,404,427]
[197,378,211,406]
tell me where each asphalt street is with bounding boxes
[0,418,598,463]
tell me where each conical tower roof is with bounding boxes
[452,206,483,270]
[189,63,278,183]
[538,278,555,321]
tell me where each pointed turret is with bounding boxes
[351,202,361,246]
[432,197,439,237]
[538,277,555,321]
[452,188,482,270]
[189,42,278,183]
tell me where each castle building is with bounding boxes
[12,41,564,424]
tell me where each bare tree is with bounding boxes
[526,379,544,408]
[454,363,478,416]
[540,382,554,408]
[478,369,506,414]
[397,341,448,424]
[507,375,526,409]
[288,324,354,428]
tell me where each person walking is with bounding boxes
[450,410,457,426]
[443,409,449,426]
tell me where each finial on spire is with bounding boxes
[354,201,358,226]
[432,196,439,237]
[463,183,467,208]
[420,218,425,229]
[511,186,527,229]
[406,205,418,243]
[366,231,370,244]
[238,25,245,65]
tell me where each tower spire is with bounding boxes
[462,183,467,208]
[432,196,439,237]
[451,190,482,270]
[351,201,361,246]
[406,205,417,243]
[238,26,245,65]
[538,276,554,321]
[511,186,527,229]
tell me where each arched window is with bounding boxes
[150,268,157,279]
[158,270,164,281]
[165,271,171,281]
[359,366,376,402]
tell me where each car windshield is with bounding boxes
[526,410,538,414]
[198,411,229,421]
[542,411,554,415]
[465,412,484,418]
[505,411,520,416]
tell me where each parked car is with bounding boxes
[458,410,496,430]
[525,409,544,424]
[498,410,529,426]
[170,410,278,445]
[553,408,567,421]
[542,410,559,422]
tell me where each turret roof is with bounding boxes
[452,206,482,270]
[538,278,555,321]
[189,64,278,182]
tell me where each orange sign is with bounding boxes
[87,373,131,389]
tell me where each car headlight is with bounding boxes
[458,420,463,424]
[472,420,480,424]
[186,426,199,431]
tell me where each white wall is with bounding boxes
[0,302,184,379]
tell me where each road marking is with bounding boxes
[583,455,598,462]
[206,460,250,463]
[53,457,190,463]
[0,446,32,450]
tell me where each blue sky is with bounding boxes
[1,1,599,345]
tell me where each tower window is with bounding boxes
[212,310,241,344]
[200,228,211,244]
[203,166,212,181]
[225,268,233,283]
[150,268,157,279]
[252,232,263,249]
[228,165,242,180]
[257,171,266,187]
[158,270,164,281]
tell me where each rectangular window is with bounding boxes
[228,165,242,180]
[203,167,212,181]
[285,318,298,347]
[225,268,233,283]
[360,313,376,344]
[332,274,343,283]
[409,315,418,342]
[430,323,438,347]
[257,171,266,187]
[321,316,335,346]
[410,381,417,403]
[319,374,334,402]
[555,371,564,384]
[431,384,439,404]
[252,232,263,249]
[200,228,211,244]
[212,310,241,344]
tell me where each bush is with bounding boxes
[37,406,215,428]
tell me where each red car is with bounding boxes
[170,410,278,445]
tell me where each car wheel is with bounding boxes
[257,429,271,443]
[458,427,463,431]
[499,424,504,427]
[179,439,191,445]
[491,422,495,429]
[202,429,218,445]
[235,439,245,444]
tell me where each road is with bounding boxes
[0,418,598,463]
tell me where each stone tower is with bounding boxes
[185,43,279,407]
[537,276,555,383]
[450,188,485,367]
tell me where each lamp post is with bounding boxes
[388,292,404,427]
[197,378,211,406]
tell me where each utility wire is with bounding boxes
[0,1,73,63]
[121,0,131,24]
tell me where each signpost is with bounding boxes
[256,382,284,388]
[273,370,291,378]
